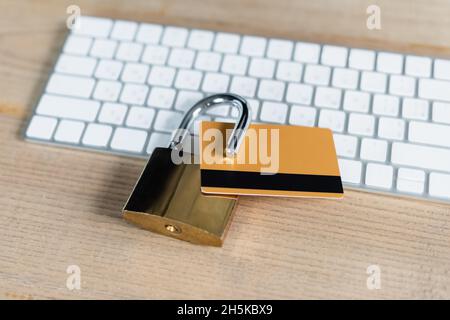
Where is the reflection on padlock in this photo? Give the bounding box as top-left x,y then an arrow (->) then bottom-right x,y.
123,94 -> 251,246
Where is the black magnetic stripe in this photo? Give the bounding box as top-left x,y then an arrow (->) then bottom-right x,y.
201,169 -> 344,194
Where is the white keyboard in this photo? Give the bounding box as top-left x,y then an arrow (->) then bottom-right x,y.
25,16 -> 450,203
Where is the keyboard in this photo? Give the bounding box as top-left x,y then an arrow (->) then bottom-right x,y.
25,16 -> 450,203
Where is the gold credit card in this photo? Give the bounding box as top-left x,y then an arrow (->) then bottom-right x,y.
199,121 -> 344,198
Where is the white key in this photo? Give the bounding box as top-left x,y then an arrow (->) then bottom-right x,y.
434,59 -> 450,80
231,99 -> 260,120
360,71 -> 387,93
397,168 -> 425,194
405,56 -> 431,77
111,128 -> 147,152
248,58 -> 275,78
26,116 -> 57,140
276,61 -> 303,82
54,120 -> 85,144
214,33 -> 240,53
126,106 -> 155,129
98,102 -> 127,125
93,80 -> 122,101
294,42 -> 320,63
147,132 -> 172,153
389,75 -> 416,97
147,87 -> 176,109
46,74 -> 95,98
321,45 -> 348,67
408,121 -> 450,148
206,105 -> 229,117
429,172 -> 450,199
304,65 -> 331,86
115,42 -> 143,61
168,48 -> 195,68
402,98 -> 429,120
419,78 -> 450,102
318,109 -> 345,132
267,39 -> 293,60
378,117 -> 405,140
136,23 -> 162,44
376,52 -> 403,74
221,55 -> 248,75
195,52 -> 221,71
289,105 -> 316,127
348,49 -> 375,70
240,36 -> 266,57
147,66 -> 175,87
120,83 -> 149,105
73,16 -> 112,37
161,27 -> 188,47
258,80 -> 285,101
391,142 -> 450,173
82,123 -> 112,147
141,45 -> 169,65
360,138 -> 387,162
95,59 -> 123,80
286,83 -> 313,105
372,94 -> 399,116
110,20 -> 137,40
332,68 -> 358,89
260,102 -> 288,123
121,63 -> 149,83
187,30 -> 214,50
365,163 -> 393,189
314,87 -> 341,109
175,91 -> 204,112
348,113 -> 375,136
202,73 -> 229,93
333,134 -> 357,158
36,94 -> 99,121
153,110 -> 183,132
230,76 -> 257,97
338,159 -> 362,184
343,90 -> 370,113
90,39 -> 117,59
175,69 -> 202,90
64,35 -> 92,55
433,102 -> 450,124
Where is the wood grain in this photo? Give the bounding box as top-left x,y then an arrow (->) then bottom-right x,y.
1,0 -> 450,299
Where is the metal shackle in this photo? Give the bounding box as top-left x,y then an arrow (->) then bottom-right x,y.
169,93 -> 252,156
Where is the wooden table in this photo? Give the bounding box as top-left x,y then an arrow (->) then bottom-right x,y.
1,0 -> 450,299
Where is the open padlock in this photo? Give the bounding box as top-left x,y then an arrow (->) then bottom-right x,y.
123,93 -> 251,246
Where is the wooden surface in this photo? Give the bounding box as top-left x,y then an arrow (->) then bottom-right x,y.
1,0 -> 450,299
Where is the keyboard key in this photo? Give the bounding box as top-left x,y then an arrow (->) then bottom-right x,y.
221,55 -> 248,75
333,134 -> 357,158
378,117 -> 405,140
343,90 -> 370,113
348,49 -> 375,70
429,172 -> 450,199
402,98 -> 429,120
391,142 -> 450,173
111,128 -> 147,152
230,76 -> 257,98
126,106 -> 155,129
147,87 -> 176,109
195,52 -> 222,71
240,36 -> 266,57
142,45 -> 169,65
294,42 -> 320,63
98,102 -> 128,125
267,39 -> 293,60
389,75 -> 416,97
248,58 -> 275,78
64,35 -> 92,55
121,63 -> 149,83
230,99 -> 260,120
93,80 -> 122,101
304,65 -> 330,86
332,68 -> 358,89
36,94 -> 100,121
95,59 -> 123,80
276,61 -> 303,82
46,74 -> 95,98
372,94 -> 399,116
365,163 -> 393,189
26,115 -> 57,140
433,102 -> 450,124
338,159 -> 362,184
168,48 -> 195,68
314,87 -> 342,109
120,83 -> 149,105
419,78 -> 450,102
286,83 -> 313,105
318,109 -> 345,132
73,16 -> 112,37
434,59 -> 450,80
90,39 -> 117,59
258,80 -> 285,101
289,105 -> 316,127
202,73 -> 229,93
214,33 -> 240,53
136,23 -> 162,44
260,102 -> 288,123
408,121 -> 450,148
175,91 -> 204,112
405,55 -> 432,77
153,110 -> 183,132
147,65 -> 176,87
110,20 -> 138,40
147,132 -> 172,153
162,26 -> 188,47
397,168 -> 425,194
360,138 -> 387,162
360,71 -> 387,93
321,45 -> 348,67
115,42 -> 143,61
175,70 -> 202,90
187,30 -> 214,50
348,113 -> 375,136
54,120 -> 85,144
376,52 -> 403,74
82,123 -> 112,147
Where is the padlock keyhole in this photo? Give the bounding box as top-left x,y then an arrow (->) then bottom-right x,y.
165,224 -> 181,234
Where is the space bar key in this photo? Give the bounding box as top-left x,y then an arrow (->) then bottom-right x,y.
391,142 -> 450,173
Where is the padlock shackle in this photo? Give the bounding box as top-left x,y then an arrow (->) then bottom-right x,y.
169,93 -> 251,156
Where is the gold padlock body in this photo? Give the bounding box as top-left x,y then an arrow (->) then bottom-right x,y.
123,147 -> 238,246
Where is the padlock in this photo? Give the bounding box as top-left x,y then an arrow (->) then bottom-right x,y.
122,93 -> 251,246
